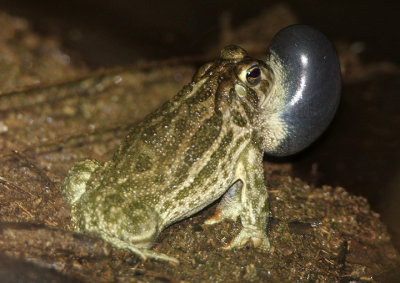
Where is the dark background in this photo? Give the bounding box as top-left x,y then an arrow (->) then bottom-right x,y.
0,0 -> 399,67
0,0 -> 399,248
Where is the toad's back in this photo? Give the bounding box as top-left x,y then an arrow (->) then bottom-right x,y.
87,49 -> 265,226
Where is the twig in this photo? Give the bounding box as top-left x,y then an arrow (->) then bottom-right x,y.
0,176 -> 34,197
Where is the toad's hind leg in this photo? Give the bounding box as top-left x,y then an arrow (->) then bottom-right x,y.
62,159 -> 101,205
103,236 -> 179,263
204,180 -> 243,225
74,195 -> 179,263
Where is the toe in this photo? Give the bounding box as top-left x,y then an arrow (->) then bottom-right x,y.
204,209 -> 223,225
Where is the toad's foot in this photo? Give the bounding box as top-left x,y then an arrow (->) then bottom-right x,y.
223,228 -> 270,251
204,209 -> 226,225
134,248 -> 179,264
204,181 -> 243,225
107,237 -> 179,264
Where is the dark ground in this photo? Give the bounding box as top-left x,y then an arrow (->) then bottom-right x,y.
0,0 -> 398,281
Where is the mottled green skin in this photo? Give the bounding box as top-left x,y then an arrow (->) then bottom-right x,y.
63,45 -> 275,262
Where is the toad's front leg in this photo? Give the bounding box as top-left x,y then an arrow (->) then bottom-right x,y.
205,144 -> 270,251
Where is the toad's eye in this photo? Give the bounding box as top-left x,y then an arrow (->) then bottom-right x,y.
246,66 -> 261,85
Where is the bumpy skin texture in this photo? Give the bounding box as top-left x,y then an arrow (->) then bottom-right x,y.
63,46 -> 274,262
63,26 -> 341,262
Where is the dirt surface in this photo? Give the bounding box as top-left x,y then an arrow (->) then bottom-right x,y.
0,3 -> 399,282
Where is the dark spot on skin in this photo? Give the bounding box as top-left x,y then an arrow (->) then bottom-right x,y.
176,185 -> 192,200
175,118 -> 187,132
162,199 -> 172,210
188,105 -> 207,119
258,79 -> 271,96
186,80 -> 216,105
214,131 -> 233,159
245,88 -> 259,107
174,114 -> 223,185
154,174 -> 165,184
141,125 -> 158,145
251,131 -> 264,149
140,194 -> 160,206
215,78 -> 236,107
231,110 -> 247,127
134,153 -> 152,172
